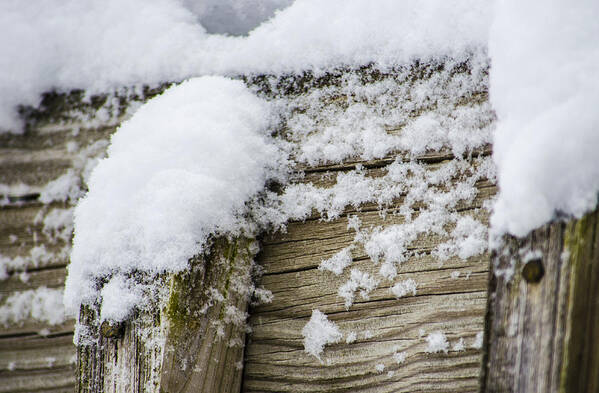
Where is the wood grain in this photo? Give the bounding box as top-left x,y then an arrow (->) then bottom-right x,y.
243,152 -> 495,392
483,208 -> 599,393
0,96 -> 124,393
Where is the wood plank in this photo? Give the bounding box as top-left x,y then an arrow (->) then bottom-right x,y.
260,199 -> 493,275
0,320 -> 75,337
256,256 -> 487,316
244,174 -> 493,392
0,267 -> 67,295
0,334 -> 75,371
245,291 -> 486,392
0,366 -> 75,393
482,208 -> 599,393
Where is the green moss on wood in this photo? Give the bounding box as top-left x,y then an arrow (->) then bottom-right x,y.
560,208 -> 599,393
164,237 -> 253,336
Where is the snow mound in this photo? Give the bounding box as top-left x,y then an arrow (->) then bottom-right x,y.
302,309 -> 343,361
1,0 -> 490,132
64,76 -> 285,319
489,0 -> 599,237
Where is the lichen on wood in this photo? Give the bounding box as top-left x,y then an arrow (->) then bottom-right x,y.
483,207 -> 599,393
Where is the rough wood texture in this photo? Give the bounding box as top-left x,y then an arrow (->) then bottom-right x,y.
159,238 -> 254,393
76,238 -> 255,393
0,90 -> 131,393
243,154 -> 495,392
3,62 -> 497,392
483,208 -> 599,393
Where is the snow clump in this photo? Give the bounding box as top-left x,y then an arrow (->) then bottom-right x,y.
489,0 -> 599,237
64,77 -> 287,320
302,309 -> 343,361
0,0 -> 490,132
425,331 -> 449,353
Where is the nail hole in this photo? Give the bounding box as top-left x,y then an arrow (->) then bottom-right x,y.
100,320 -> 125,338
522,258 -> 544,283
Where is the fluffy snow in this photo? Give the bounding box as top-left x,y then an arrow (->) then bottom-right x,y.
390,279 -> 418,298
319,247 -> 354,275
425,331 -> 449,353
0,0 -> 490,132
302,309 -> 342,361
345,331 -> 357,344
489,0 -> 599,237
0,287 -> 66,327
338,269 -> 379,309
393,351 -> 407,364
64,77 -> 285,319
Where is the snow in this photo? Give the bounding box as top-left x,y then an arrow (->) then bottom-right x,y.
425,331 -> 449,353
452,338 -> 465,351
64,77 -> 286,319
345,332 -> 357,344
0,1 -> 510,369
338,269 -> 379,309
0,287 -> 66,327
390,279 -> 418,298
0,0 -> 490,133
489,0 -> 599,237
319,247 -> 354,275
472,331 -> 484,349
393,351 -> 407,364
302,309 -> 342,361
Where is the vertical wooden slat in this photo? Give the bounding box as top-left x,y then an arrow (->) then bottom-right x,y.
77,238 -> 254,393
483,208 -> 599,393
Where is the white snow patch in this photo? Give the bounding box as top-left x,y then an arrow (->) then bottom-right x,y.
65,77 -> 285,319
319,247 -> 353,275
425,331 -> 449,353
375,364 -> 385,373
452,338 -> 465,351
302,309 -> 342,361
0,287 -> 66,326
489,0 -> 599,237
0,0 -> 490,132
338,269 -> 379,309
42,208 -> 74,243
99,275 -> 145,322
472,331 -> 484,349
393,351 -> 407,364
345,331 -> 357,344
390,279 -> 418,298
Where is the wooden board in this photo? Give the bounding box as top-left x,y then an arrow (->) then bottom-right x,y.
243,155 -> 495,392
0,93 -> 129,393
483,209 -> 599,393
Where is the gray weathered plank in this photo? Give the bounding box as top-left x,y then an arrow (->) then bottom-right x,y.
483,208 -> 599,393
243,157 -> 494,391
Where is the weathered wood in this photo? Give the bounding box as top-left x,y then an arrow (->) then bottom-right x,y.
0,92 -> 131,392
482,208 -> 599,393
2,60 -> 497,393
243,154 -> 495,392
159,238 -> 255,393
0,333 -> 76,393
77,238 -> 256,393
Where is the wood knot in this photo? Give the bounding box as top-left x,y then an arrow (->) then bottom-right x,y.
100,320 -> 125,338
522,258 -> 544,283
